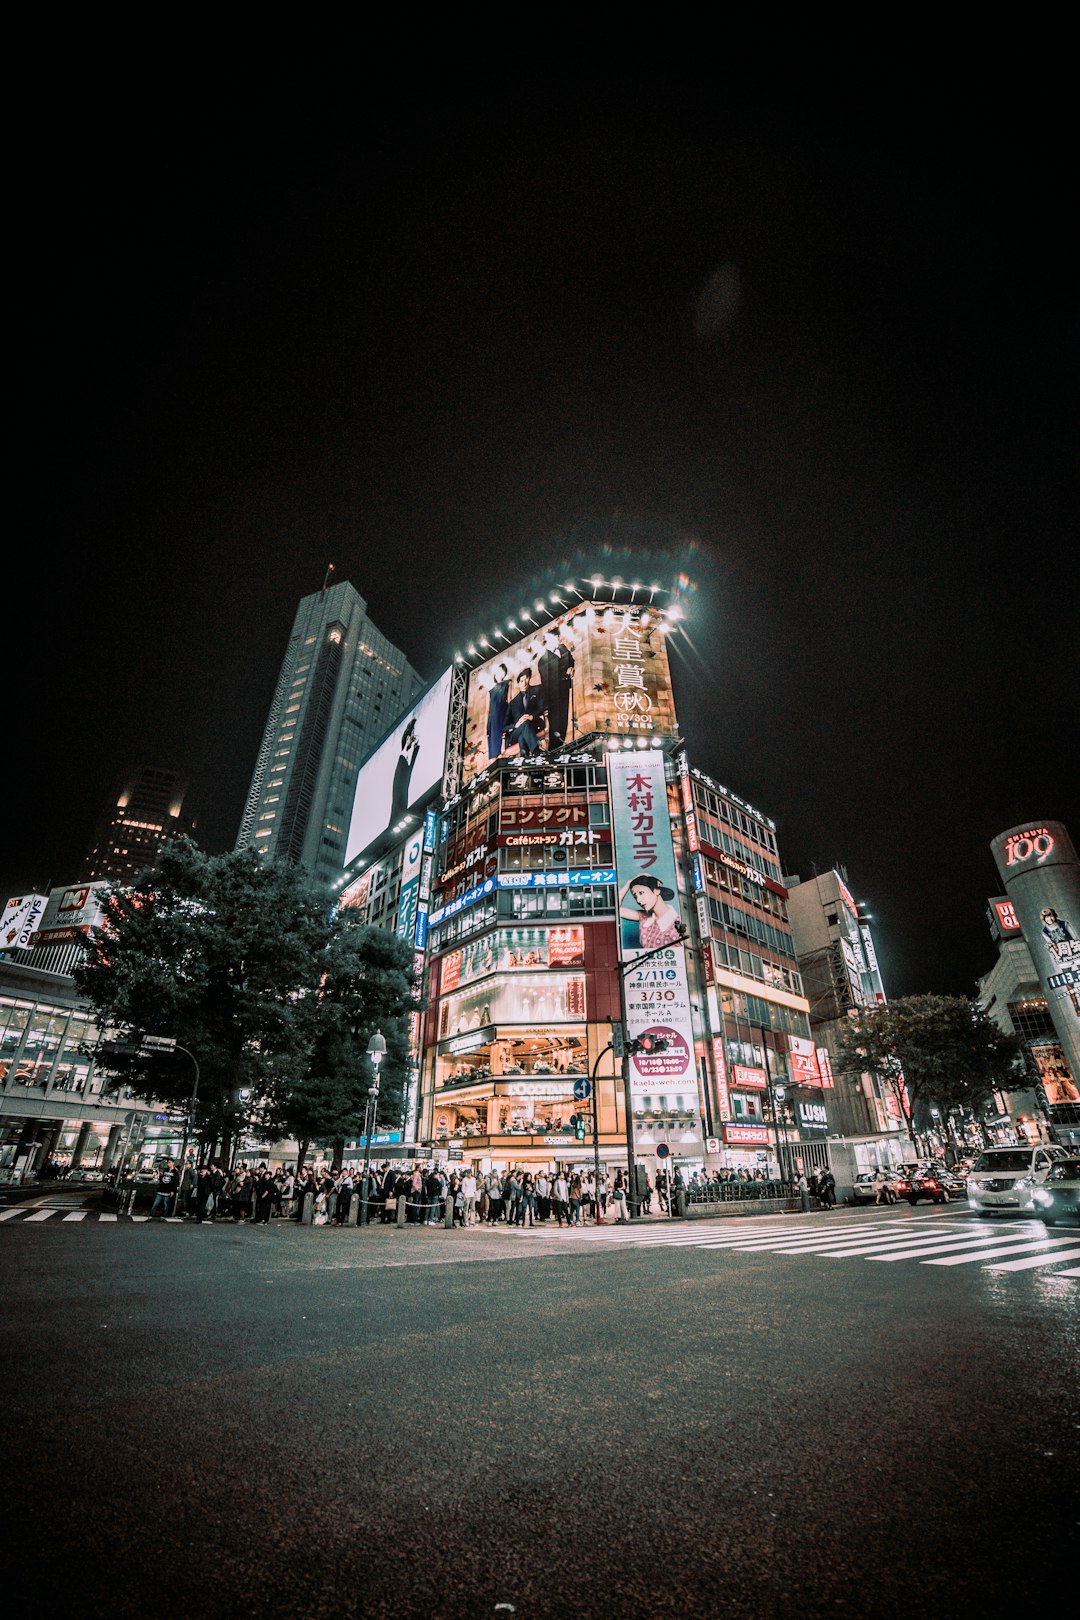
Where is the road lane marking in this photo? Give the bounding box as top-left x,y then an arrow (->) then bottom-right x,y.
924,1236 -> 1080,1265
24,1210 -> 55,1222
62,1211 -> 89,1222
99,1214 -> 117,1222
985,1246 -> 1080,1271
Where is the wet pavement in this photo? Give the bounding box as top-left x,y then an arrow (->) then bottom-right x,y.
2,1206 -> 1077,1619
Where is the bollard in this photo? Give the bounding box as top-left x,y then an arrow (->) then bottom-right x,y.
397,1194 -> 408,1227
349,1191 -> 361,1224
300,1189 -> 314,1225
445,1196 -> 455,1229
675,1188 -> 688,1219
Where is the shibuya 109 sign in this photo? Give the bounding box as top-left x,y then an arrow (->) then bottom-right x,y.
462,602 -> 677,785
608,750 -> 698,1103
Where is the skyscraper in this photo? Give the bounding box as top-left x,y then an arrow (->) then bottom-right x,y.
81,765 -> 194,884
236,579 -> 422,887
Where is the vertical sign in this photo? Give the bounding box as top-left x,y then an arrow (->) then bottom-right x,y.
395,833 -> 424,944
608,750 -> 697,1102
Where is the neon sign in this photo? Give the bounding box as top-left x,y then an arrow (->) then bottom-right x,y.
1004,828 -> 1055,867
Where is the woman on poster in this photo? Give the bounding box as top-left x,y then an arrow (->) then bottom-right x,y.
619,874 -> 683,950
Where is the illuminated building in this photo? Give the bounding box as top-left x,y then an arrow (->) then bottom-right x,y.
979,874 -> 1080,1149
80,765 -> 194,885
784,869 -> 903,1145
235,579 -> 422,886
336,583 -> 826,1182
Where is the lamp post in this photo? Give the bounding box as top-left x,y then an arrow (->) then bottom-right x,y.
589,1038 -> 614,1223
360,1031 -> 386,1226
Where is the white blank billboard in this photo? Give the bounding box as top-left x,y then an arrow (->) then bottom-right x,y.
344,669 -> 453,867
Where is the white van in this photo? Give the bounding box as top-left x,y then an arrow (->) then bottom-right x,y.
966,1144 -> 1071,1215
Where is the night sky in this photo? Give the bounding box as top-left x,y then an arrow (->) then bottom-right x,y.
9,67 -> 1077,999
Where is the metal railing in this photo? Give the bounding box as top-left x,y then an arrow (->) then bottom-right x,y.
683,1178 -> 797,1206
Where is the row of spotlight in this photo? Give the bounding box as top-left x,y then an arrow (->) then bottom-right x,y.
453,578 -> 683,667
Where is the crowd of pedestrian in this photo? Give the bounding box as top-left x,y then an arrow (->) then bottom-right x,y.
141,1159 -> 680,1226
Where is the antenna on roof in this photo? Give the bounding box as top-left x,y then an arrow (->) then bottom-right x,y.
322,563 -> 336,592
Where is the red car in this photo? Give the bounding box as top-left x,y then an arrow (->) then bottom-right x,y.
904,1169 -> 952,1206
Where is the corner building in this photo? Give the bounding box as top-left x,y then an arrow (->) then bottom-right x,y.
357,587 -> 825,1182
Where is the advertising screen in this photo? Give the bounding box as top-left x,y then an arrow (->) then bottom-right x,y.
440,926 -> 585,992
344,668 -> 453,867
462,602 -> 677,785
1029,1040 -> 1080,1106
438,972 -> 587,1039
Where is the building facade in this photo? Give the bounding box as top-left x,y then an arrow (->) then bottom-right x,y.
784,869 -> 903,1151
235,579 -> 422,887
329,586 -> 865,1186
81,765 -> 195,885
0,957 -> 180,1184
978,892 -> 1080,1149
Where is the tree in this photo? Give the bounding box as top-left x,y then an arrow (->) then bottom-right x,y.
276,914 -> 419,1171
835,995 -> 1023,1152
75,840 -> 332,1163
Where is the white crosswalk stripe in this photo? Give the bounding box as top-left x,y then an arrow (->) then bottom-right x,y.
0,1206 -> 1077,1277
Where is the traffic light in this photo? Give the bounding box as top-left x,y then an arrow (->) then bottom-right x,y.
627,1033 -> 670,1057
573,1113 -> 587,1141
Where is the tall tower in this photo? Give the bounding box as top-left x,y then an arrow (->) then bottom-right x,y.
81,765 -> 194,884
236,579 -> 422,887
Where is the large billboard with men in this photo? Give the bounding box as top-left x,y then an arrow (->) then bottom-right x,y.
462,602 -> 677,785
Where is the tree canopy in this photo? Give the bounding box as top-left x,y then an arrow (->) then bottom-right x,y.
75,839 -> 419,1163
835,994 -> 1023,1147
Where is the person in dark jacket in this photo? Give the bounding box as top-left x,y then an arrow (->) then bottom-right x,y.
195,1165 -> 215,1223
150,1160 -> 179,1219
253,1168 -> 279,1225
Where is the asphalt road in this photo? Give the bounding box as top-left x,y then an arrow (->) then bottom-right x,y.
2,1205 -> 1077,1620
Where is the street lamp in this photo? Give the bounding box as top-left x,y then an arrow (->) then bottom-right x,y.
360,1031 -> 386,1226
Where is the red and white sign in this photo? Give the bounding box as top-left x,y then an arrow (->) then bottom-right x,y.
722,1123 -> 770,1145
993,899 -> 1021,934
789,1035 -> 822,1087
815,1047 -> 835,1089
712,1037 -> 730,1119
34,883 -> 106,946
732,1065 -> 767,1090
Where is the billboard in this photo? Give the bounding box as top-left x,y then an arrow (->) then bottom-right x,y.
344,668 -> 454,867
608,749 -> 698,1103
462,602 -> 677,785
1029,1039 -> 1080,1106
1,893 -> 48,951
991,821 -> 1080,1084
437,972 -> 587,1040
440,926 -> 585,992
33,883 -> 107,946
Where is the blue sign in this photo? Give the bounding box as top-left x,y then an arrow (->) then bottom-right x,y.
424,808 -> 438,852
353,1130 -> 402,1147
428,877 -> 496,929
497,868 -> 617,891
573,1077 -> 592,1101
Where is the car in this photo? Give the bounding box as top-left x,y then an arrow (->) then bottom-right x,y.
965,1144 -> 1072,1216
1031,1157 -> 1080,1227
852,1170 -> 900,1205
905,1168 -> 952,1205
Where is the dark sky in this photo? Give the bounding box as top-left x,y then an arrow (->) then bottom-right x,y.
9,67 -> 1077,999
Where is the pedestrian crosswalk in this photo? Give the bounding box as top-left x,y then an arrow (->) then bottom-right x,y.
542,1211 -> 1080,1278
1,1203 -> 1078,1278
